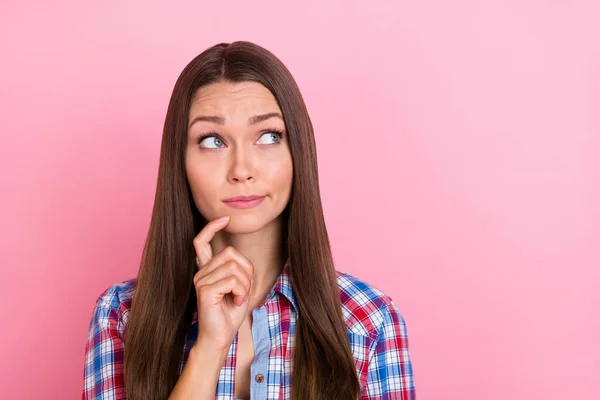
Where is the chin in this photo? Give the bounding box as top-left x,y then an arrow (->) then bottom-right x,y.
224,214 -> 270,234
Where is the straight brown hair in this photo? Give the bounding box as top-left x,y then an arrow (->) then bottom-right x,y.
123,41 -> 361,400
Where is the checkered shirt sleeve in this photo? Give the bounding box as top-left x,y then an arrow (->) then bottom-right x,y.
82,293 -> 127,400
362,301 -> 415,399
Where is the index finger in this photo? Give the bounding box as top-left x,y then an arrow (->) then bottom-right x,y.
193,216 -> 230,267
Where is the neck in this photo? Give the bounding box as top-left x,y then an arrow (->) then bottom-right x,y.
210,215 -> 286,309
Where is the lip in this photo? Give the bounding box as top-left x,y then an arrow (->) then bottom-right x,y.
222,195 -> 266,209
223,195 -> 265,202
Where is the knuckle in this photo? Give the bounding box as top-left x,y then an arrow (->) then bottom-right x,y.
194,242 -> 206,252
226,262 -> 237,273
224,246 -> 235,256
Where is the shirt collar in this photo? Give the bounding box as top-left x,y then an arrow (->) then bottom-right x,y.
191,259 -> 297,325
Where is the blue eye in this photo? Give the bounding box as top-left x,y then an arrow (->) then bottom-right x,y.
196,129 -> 284,150
198,135 -> 225,149
257,131 -> 282,145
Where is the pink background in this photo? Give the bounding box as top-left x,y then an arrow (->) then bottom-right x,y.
1,1 -> 598,399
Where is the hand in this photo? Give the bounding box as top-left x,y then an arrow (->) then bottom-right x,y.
192,216 -> 255,351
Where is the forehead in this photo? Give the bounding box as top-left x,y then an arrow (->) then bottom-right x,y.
189,81 -> 281,118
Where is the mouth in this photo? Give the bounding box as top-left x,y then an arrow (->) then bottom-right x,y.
222,195 -> 266,209
223,195 -> 265,202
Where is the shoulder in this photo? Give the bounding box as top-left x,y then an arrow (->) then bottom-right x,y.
89,278 -> 138,329
335,269 -> 407,340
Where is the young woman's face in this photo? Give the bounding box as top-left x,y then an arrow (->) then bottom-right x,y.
186,80 -> 293,234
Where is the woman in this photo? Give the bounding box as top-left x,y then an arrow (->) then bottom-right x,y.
82,41 -> 415,400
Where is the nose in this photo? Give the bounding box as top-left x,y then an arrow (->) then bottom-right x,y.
231,174 -> 253,182
227,146 -> 256,183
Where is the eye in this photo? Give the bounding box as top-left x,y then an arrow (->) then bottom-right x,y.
256,131 -> 283,145
196,130 -> 283,150
198,135 -> 225,149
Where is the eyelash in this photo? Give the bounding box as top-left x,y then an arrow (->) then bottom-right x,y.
196,128 -> 285,149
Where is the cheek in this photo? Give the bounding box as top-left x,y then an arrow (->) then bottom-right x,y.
187,165 -> 219,203
269,156 -> 293,194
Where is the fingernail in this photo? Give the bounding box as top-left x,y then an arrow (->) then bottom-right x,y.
216,216 -> 230,223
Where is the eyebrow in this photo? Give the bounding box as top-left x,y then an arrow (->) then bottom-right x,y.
188,112 -> 283,128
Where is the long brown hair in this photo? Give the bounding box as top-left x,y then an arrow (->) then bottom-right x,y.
123,41 -> 361,400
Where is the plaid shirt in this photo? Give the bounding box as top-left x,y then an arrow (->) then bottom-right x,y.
83,262 -> 415,399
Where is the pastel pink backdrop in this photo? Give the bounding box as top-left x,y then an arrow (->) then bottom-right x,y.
1,1 -> 598,399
